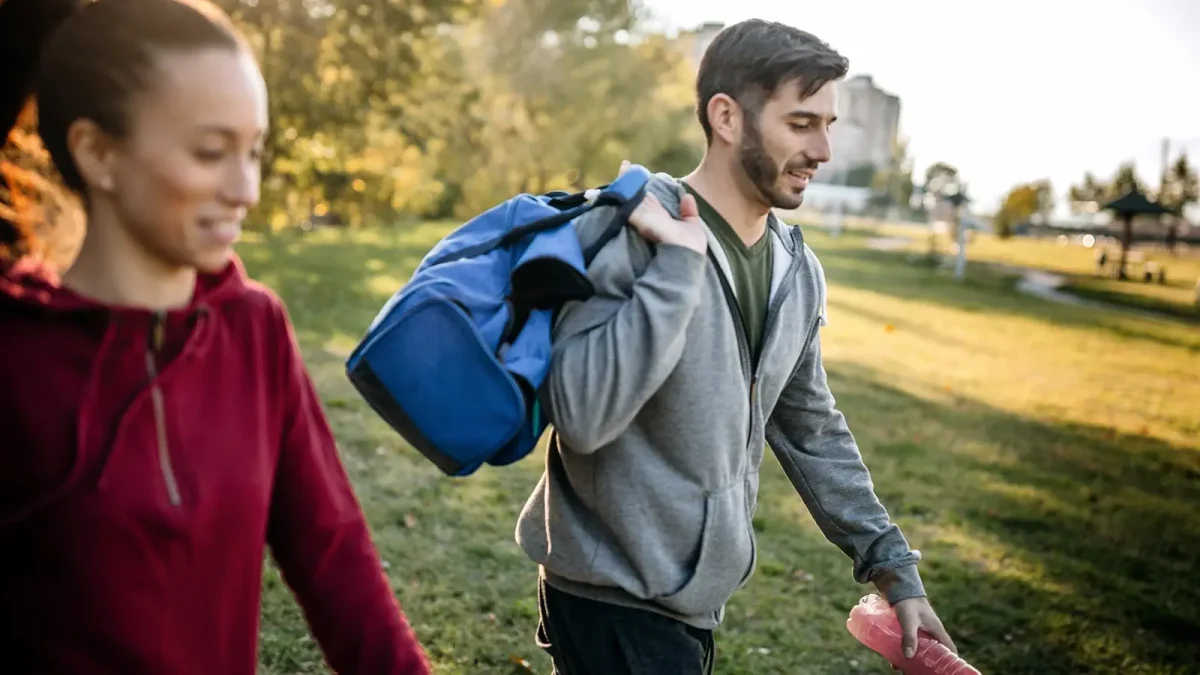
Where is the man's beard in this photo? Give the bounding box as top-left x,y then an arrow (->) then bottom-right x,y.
738,121 -> 815,211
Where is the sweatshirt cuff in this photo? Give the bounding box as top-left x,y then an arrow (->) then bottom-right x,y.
878,563 -> 926,605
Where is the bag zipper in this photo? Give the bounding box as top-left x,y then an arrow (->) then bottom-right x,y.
145,310 -> 182,507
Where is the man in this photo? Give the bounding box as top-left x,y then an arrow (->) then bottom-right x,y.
515,19 -> 957,674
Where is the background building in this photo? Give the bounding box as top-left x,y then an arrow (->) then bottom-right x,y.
674,21 -> 725,66
817,74 -> 902,186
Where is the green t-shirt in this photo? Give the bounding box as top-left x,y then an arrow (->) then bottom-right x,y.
682,182 -> 773,364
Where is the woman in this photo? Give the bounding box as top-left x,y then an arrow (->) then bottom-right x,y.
0,0 -> 430,673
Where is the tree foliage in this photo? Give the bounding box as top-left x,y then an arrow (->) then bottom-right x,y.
1067,171 -> 1107,214
992,179 -> 1053,238
206,0 -> 701,227
870,136 -> 914,209
922,162 -> 959,197
1108,162 -> 1145,200
1158,152 -> 1199,215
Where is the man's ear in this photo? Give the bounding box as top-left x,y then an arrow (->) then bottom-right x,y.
706,93 -> 743,146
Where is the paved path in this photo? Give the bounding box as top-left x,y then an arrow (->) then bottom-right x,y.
1013,269 -> 1088,305
864,236 -> 1167,319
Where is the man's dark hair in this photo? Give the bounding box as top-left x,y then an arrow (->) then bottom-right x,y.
696,19 -> 849,143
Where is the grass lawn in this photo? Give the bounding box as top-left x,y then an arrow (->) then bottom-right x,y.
852,219 -> 1200,320
240,222 -> 1200,675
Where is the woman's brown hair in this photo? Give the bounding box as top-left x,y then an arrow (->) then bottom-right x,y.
0,0 -> 242,270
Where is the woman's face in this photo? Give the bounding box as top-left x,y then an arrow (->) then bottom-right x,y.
98,45 -> 268,274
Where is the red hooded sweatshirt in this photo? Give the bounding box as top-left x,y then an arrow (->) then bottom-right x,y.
0,255 -> 430,674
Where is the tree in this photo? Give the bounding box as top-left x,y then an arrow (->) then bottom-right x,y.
923,162 -> 959,198
1068,171 -> 1108,214
870,136 -> 914,211
1108,162 -> 1145,200
1157,152 -> 1198,254
992,179 -> 1053,239
434,0 -> 699,217
214,0 -> 477,226
11,0 -> 706,231
845,163 -> 877,188
1165,153 -> 1200,207
1032,179 -> 1054,217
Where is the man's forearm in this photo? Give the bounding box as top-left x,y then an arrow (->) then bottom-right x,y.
765,334 -> 925,604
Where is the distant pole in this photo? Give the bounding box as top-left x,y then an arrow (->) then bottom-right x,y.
944,188 -> 969,280
918,184 -> 937,261
1161,137 -> 1170,192
954,217 -> 967,280
1161,137 -> 1175,253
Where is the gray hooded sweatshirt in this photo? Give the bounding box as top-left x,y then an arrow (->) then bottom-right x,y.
515,173 -> 924,631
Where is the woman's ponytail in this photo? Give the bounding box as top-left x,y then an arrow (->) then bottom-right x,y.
0,0 -> 85,266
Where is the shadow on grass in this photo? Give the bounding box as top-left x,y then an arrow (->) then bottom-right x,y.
1064,280 -> 1200,324
801,362 -> 1200,675
807,240 -> 1200,353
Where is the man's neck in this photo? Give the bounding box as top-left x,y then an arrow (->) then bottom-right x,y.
681,156 -> 772,247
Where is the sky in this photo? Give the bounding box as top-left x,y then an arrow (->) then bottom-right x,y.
639,0 -> 1200,214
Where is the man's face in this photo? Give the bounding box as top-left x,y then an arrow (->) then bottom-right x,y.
736,78 -> 837,210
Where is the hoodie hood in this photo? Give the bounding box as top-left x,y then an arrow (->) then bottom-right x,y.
0,253 -> 251,315
1,253 -> 254,371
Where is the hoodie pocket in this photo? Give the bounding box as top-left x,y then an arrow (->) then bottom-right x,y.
654,476 -> 755,617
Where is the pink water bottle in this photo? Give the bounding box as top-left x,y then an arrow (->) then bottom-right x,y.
845,594 -> 981,674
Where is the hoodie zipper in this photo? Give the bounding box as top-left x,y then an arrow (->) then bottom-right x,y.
145,310 -> 182,507
707,228 -> 806,597
706,227 -> 806,416
708,248 -> 753,392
